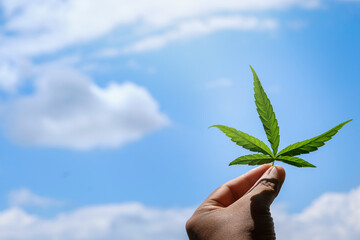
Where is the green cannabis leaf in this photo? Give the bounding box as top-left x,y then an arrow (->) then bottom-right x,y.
210,66 -> 352,168
251,66 -> 280,155
209,125 -> 273,156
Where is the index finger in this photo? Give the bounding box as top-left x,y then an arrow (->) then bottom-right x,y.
203,164 -> 272,208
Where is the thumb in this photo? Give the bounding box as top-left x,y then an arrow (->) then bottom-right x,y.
233,166 -> 286,240
243,165 -> 286,211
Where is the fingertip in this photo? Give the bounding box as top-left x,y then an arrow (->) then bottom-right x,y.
255,163 -> 272,172
273,165 -> 286,183
263,163 -> 272,168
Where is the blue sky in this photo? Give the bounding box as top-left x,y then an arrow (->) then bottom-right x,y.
0,0 -> 359,239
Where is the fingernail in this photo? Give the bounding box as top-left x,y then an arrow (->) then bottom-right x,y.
266,166 -> 279,179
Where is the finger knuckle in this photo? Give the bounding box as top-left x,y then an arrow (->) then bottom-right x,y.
258,179 -> 279,192
185,217 -> 196,232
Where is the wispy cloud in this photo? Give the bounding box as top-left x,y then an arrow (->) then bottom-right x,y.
8,189 -> 64,208
0,0 -> 321,93
0,0 -> 320,57
2,67 -> 170,150
0,58 -> 32,93
122,16 -> 277,54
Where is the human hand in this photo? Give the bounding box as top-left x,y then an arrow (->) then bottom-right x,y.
186,164 -> 286,240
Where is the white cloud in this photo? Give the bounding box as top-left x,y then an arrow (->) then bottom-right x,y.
273,186 -> 360,240
0,208 -> 37,228
0,0 -> 322,96
0,202 -> 193,240
0,58 -> 32,92
122,16 -> 277,53
2,67 -> 170,150
1,186 -> 360,239
8,189 -> 64,208
0,0 -> 320,57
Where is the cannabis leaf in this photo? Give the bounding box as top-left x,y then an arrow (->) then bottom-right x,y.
211,66 -> 352,168
251,66 -> 280,155
276,120 -> 352,157
229,154 -> 274,166
209,125 -> 273,156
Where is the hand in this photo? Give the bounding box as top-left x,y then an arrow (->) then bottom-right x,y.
186,164 -> 286,240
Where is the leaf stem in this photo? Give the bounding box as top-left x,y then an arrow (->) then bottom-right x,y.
272,161 -> 275,166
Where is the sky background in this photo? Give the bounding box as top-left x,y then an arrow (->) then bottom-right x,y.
0,0 -> 359,239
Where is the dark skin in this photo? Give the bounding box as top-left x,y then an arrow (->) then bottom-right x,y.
186,164 -> 286,240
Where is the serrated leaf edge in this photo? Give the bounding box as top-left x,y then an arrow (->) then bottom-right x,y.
275,156 -> 316,168
229,154 -> 274,166
210,125 -> 274,157
251,65 -> 280,155
277,119 -> 352,157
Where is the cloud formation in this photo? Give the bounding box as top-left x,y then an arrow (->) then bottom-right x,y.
0,0 -> 323,146
0,186 -> 360,239
0,202 -> 193,240
274,186 -> 360,239
0,0 -> 319,57
2,67 -> 170,149
8,189 -> 63,208
121,16 -> 277,54
0,57 -> 32,92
